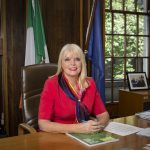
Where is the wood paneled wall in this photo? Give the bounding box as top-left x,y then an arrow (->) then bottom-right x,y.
2,0 -> 89,136
0,0 -> 2,116
42,0 -> 81,63
5,0 -> 26,136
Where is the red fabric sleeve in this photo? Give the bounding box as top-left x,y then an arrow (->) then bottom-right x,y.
38,79 -> 55,120
89,79 -> 106,116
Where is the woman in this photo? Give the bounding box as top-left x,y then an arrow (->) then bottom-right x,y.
38,43 -> 109,133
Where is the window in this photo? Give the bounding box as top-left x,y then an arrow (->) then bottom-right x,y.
105,0 -> 150,103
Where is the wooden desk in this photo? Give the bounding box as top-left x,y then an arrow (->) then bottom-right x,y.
119,89 -> 150,117
0,116 -> 149,150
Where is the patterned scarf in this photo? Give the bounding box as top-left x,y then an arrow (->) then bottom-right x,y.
58,73 -> 89,123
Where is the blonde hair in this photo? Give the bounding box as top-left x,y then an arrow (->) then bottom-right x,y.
56,44 -> 88,89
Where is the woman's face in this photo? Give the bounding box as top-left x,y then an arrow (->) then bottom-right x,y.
62,51 -> 82,79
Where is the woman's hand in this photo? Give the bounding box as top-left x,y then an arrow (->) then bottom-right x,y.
38,119 -> 105,133
78,120 -> 104,133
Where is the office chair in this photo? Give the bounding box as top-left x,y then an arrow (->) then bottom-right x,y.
18,63 -> 57,135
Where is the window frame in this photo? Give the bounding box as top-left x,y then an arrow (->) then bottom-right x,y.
104,0 -> 150,103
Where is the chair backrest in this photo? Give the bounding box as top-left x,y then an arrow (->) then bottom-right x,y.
21,63 -> 57,130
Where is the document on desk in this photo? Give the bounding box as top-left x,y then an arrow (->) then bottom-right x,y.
136,128 -> 150,137
143,145 -> 150,150
135,110 -> 150,120
104,122 -> 143,136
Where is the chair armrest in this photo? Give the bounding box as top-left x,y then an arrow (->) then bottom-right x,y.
18,123 -> 37,135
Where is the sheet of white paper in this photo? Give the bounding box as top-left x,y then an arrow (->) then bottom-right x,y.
143,146 -> 150,150
104,122 -> 143,136
135,110 -> 150,120
136,128 -> 150,137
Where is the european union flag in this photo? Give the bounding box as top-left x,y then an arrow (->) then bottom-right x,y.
87,0 -> 105,103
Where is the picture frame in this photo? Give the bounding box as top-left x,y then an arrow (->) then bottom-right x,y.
127,72 -> 149,91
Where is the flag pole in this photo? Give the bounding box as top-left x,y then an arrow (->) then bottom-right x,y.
84,0 -> 97,54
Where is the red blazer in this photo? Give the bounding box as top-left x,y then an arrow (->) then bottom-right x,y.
38,75 -> 106,124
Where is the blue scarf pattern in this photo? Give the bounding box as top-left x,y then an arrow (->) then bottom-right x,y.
58,73 -> 89,123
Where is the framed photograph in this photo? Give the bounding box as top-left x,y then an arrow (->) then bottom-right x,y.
127,72 -> 149,91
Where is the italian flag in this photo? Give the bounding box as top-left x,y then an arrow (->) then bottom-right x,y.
25,0 -> 49,66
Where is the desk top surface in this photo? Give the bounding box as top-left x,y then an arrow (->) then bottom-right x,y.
120,89 -> 150,96
0,116 -> 149,150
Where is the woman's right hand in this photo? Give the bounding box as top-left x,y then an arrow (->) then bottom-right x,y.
78,120 -> 103,133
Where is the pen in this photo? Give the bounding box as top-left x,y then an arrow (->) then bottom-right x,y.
99,125 -> 105,128
82,120 -> 105,128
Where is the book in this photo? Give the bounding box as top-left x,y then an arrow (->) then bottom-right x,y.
66,131 -> 119,147
119,148 -> 132,150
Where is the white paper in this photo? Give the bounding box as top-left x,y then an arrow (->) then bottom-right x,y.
136,128 -> 150,137
143,146 -> 150,150
135,110 -> 150,120
104,122 -> 143,136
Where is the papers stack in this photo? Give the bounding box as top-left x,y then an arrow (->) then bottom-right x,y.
136,128 -> 150,137
143,144 -> 150,150
135,110 -> 150,120
104,122 -> 143,136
